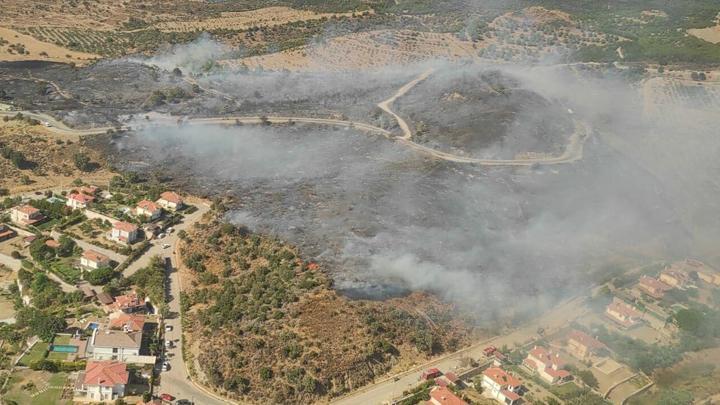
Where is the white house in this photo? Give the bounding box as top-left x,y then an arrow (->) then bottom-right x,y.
481,366 -> 523,405
81,249 -> 111,270
156,191 -> 183,211
66,192 -> 95,209
10,205 -> 45,226
523,346 -> 571,385
135,199 -> 162,220
109,221 -> 139,244
75,360 -> 128,401
89,328 -> 141,362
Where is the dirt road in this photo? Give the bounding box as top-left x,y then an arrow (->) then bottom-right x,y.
377,68 -> 434,140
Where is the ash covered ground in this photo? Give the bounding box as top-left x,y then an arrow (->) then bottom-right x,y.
5,46 -> 719,320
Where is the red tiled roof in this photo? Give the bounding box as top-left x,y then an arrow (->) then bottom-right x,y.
159,191 -> 182,204
68,193 -> 95,203
80,186 -> 98,195
606,298 -> 641,320
137,199 -> 160,212
82,249 -> 109,263
109,313 -> 145,332
113,221 -> 138,233
501,389 -> 521,401
429,386 -> 467,405
444,372 -> 459,382
567,330 -> 606,351
15,205 -> 39,215
45,239 -> 60,248
528,346 -> 566,369
111,292 -> 143,310
83,361 -> 129,387
483,367 -> 521,388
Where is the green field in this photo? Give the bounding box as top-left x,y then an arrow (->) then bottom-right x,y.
17,342 -> 49,367
3,370 -> 70,405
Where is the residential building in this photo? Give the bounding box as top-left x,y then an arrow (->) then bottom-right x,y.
566,330 -> 607,360
108,313 -> 145,333
605,298 -> 642,328
0,224 -> 15,241
109,221 -> 139,244
135,199 -> 162,220
428,386 -> 467,405
10,205 -> 45,226
698,269 -> 720,286
96,292 -> 114,306
75,360 -> 128,401
156,191 -> 183,211
107,291 -> 146,313
523,346 -> 571,385
66,192 -> 95,209
81,249 -> 111,270
89,328 -> 142,362
638,275 -> 672,299
481,366 -> 523,405
659,270 -> 689,289
80,185 -> 99,196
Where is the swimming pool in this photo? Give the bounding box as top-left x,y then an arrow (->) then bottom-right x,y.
87,322 -> 99,330
50,345 -> 78,353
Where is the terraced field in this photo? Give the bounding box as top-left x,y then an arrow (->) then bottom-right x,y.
19,27 -> 129,56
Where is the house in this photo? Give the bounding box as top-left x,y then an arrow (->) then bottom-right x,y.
108,313 -> 145,333
89,327 -> 142,362
659,269 -> 690,289
10,205 -> 45,226
0,224 -> 16,241
481,366 -> 523,405
75,360 -> 128,401
107,291 -> 146,313
156,191 -> 183,211
605,298 -> 642,328
79,284 -> 96,301
66,192 -> 95,209
638,276 -> 672,299
428,386 -> 467,405
109,221 -> 139,244
435,372 -> 460,388
698,269 -> 720,286
523,346 -> 571,385
135,199 -> 162,220
566,330 -> 607,360
81,250 -> 111,270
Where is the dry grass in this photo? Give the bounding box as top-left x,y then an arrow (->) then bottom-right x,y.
0,121 -> 113,194
0,27 -> 98,65
155,7 -> 363,32
231,29 -> 481,71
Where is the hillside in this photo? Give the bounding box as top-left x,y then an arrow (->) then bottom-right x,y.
177,214 -> 477,403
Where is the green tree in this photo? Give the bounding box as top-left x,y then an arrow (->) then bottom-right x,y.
73,152 -> 92,171
85,267 -> 114,285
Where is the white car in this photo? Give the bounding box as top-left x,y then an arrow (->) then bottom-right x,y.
162,243 -> 171,249
158,233 -> 167,239
165,340 -> 174,348
165,325 -> 173,332
161,362 -> 171,371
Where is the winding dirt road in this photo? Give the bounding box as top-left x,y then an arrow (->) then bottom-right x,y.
1,69 -> 590,167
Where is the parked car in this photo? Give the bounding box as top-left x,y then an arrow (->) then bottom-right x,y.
162,243 -> 171,249
161,393 -> 175,401
167,227 -> 174,233
158,233 -> 167,239
165,325 -> 173,332
165,340 -> 174,348
162,361 -> 171,371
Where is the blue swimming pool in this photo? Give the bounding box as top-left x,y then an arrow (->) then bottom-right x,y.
87,322 -> 99,330
51,345 -> 78,353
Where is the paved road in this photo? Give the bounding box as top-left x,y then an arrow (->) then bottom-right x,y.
332,296 -> 589,405
146,202 -> 231,404
122,203 -> 208,278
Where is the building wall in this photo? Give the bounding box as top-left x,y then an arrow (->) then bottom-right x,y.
92,346 -> 140,362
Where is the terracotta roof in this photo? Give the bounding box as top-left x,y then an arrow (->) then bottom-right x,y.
159,191 -> 182,204
606,298 -> 641,319
483,367 -> 521,388
80,186 -> 98,195
45,239 -> 60,248
113,221 -> 138,233
14,205 -> 39,215
109,313 -> 145,332
137,199 -> 160,212
82,249 -> 109,263
501,389 -> 521,401
528,346 -> 565,368
83,361 -> 129,387
68,193 -> 95,203
428,386 -> 467,405
567,330 -> 606,350
110,292 -> 144,310
639,276 -> 671,292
